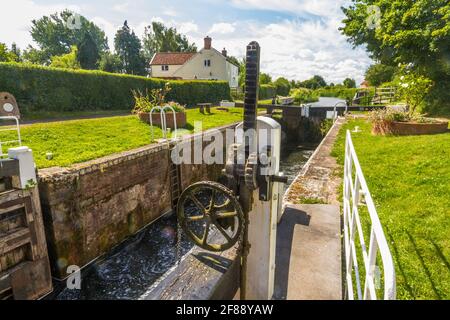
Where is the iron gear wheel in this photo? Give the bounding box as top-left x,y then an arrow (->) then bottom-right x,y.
244,152 -> 259,190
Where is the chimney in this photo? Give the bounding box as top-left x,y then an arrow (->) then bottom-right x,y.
222,48 -> 227,57
204,36 -> 212,50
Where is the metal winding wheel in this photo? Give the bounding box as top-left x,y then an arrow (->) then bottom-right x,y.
177,181 -> 244,252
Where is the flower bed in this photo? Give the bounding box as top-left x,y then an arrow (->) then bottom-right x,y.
372,120 -> 448,136
137,111 -> 186,129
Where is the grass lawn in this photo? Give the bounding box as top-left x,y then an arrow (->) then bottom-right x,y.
332,119 -> 450,300
21,110 -> 129,122
0,107 -> 247,169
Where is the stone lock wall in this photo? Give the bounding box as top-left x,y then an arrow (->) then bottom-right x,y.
38,124 -> 235,280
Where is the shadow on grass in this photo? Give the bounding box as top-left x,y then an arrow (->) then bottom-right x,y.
406,230 -> 443,299
384,225 -> 416,299
431,240 -> 450,273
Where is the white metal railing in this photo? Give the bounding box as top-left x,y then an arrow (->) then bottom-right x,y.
149,106 -> 178,142
343,130 -> 396,300
0,116 -> 22,157
333,102 -> 348,121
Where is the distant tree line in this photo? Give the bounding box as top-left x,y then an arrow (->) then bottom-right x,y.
0,10 -> 199,76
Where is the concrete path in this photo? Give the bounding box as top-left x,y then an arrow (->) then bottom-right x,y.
274,204 -> 342,300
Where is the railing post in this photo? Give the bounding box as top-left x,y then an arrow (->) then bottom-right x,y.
343,130 -> 396,300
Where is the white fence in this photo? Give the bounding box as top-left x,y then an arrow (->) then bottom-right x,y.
343,130 -> 396,300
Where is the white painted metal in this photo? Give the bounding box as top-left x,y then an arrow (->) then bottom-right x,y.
220,100 -> 235,108
8,146 -> 37,189
149,105 -> 178,142
0,116 -> 22,157
343,130 -> 396,300
235,116 -> 282,300
333,102 -> 348,120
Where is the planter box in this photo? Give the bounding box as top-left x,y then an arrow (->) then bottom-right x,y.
372,120 -> 449,136
138,111 -> 187,129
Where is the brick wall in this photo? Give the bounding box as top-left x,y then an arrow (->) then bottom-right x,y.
38,124 -> 235,279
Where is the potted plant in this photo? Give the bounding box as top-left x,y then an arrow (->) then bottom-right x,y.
370,68 -> 448,136
132,84 -> 187,129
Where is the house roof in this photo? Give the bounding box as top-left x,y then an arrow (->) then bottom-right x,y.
150,52 -> 196,65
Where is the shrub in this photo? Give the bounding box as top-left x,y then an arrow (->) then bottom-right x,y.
316,86 -> 358,101
273,77 -> 291,96
291,88 -> 319,104
259,84 -> 276,100
132,84 -> 185,113
0,62 -> 231,113
397,72 -> 433,115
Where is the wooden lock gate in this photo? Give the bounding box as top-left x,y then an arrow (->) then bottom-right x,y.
0,159 -> 52,300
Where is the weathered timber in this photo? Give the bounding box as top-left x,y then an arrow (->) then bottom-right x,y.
142,235 -> 239,300
0,184 -> 52,300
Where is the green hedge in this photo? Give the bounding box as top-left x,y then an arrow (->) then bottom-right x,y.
259,84 -> 276,100
316,87 -> 358,101
0,62 -> 231,113
291,88 -> 319,104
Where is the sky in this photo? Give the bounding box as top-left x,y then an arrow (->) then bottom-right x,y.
0,0 -> 373,84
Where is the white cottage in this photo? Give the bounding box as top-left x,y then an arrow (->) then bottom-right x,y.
149,36 -> 239,88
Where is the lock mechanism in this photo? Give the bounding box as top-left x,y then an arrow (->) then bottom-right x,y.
177,181 -> 244,252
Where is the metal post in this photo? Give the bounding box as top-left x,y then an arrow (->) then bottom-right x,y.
243,41 -> 260,160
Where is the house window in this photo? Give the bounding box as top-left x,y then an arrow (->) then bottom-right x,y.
161,65 -> 169,71
204,59 -> 211,67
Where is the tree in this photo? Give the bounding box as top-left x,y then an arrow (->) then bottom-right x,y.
29,10 -> 108,64
227,55 -> 240,67
365,64 -> 395,86
0,43 -> 19,62
260,73 -> 272,85
142,22 -> 197,61
237,58 -> 246,88
398,70 -> 433,115
22,46 -> 48,64
10,43 -> 22,62
341,0 -> 450,112
99,52 -> 122,73
49,46 -> 81,69
299,75 -> 327,89
114,21 -> 147,75
274,77 -> 291,96
343,78 -> 356,88
77,32 -> 100,69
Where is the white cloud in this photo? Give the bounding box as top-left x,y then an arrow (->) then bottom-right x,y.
1,0 -> 370,84
112,3 -> 130,12
0,0 -> 81,49
91,17 -> 120,49
162,8 -> 179,17
178,21 -> 199,34
208,22 -> 236,35
230,0 -> 347,18
190,17 -> 371,84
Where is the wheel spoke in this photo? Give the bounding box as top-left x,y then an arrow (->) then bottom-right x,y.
214,198 -> 231,209
202,221 -> 211,245
186,215 -> 205,221
213,221 -> 232,242
187,192 -> 206,214
208,189 -> 216,211
215,211 -> 238,219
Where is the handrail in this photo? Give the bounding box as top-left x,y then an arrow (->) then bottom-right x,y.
0,116 -> 22,157
343,130 -> 396,300
149,106 -> 178,142
333,102 -> 348,121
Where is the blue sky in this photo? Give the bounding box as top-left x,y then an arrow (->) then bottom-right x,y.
2,0 -> 373,83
